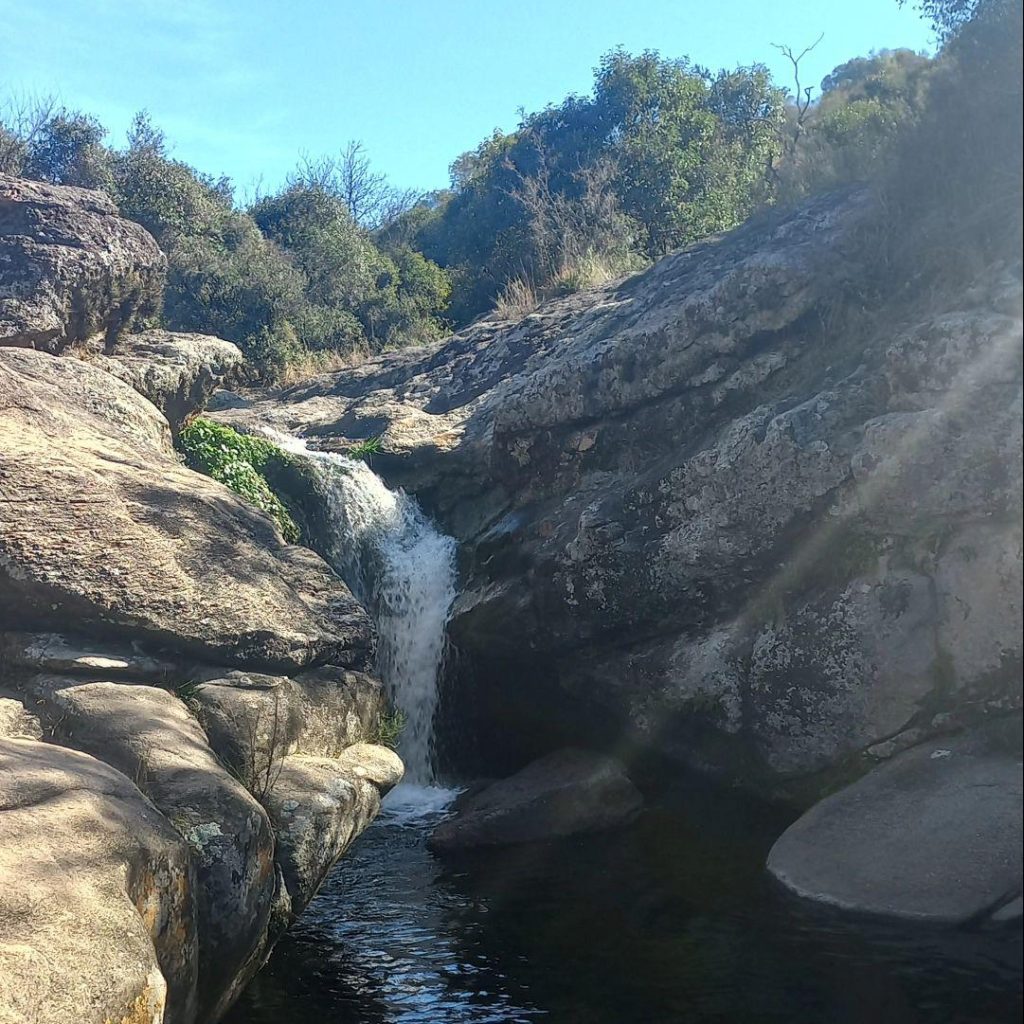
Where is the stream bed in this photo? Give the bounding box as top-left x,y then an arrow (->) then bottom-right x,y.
227,778 -> 1022,1024
231,442 -> 1021,1023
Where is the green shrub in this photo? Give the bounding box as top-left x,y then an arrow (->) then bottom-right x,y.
176,418 -> 300,542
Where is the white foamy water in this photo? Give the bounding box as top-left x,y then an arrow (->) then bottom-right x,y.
277,435 -> 457,790
380,782 -> 462,825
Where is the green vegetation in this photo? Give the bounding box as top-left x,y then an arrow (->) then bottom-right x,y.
0,109 -> 451,380
347,436 -> 385,460
388,50 -> 785,322
174,679 -> 205,716
2,0 -> 1018,378
176,418 -> 300,541
373,708 -> 408,750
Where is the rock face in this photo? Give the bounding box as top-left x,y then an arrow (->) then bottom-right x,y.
218,190 -> 1023,790
0,173 -> 165,353
429,748 -> 643,851
98,329 -> 244,429
0,735 -> 198,1024
0,177 -> 402,1024
767,717 -> 1023,924
0,347 -> 373,672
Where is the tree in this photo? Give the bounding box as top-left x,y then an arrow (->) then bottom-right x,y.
10,105 -> 112,189
113,111 -> 232,246
288,141 -> 414,228
409,48 -> 785,321
0,94 -> 56,175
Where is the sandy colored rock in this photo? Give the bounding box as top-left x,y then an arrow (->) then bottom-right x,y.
99,329 -> 243,429
17,676 -> 277,1022
0,695 -> 41,740
0,347 -> 373,673
193,666 -> 387,785
262,745 -> 403,915
0,736 -> 197,1024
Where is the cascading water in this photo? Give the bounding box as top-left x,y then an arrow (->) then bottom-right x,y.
276,436 -> 457,796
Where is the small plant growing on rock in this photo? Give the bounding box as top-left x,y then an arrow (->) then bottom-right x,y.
373,708 -> 407,750
176,418 -> 301,542
347,435 -> 384,460
174,678 -> 204,716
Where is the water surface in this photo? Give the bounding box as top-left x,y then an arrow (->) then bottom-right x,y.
228,780 -> 1022,1024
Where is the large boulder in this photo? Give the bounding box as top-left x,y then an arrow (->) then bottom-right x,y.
0,174 -> 165,353
0,347 -> 373,673
3,668 -> 402,1023
216,192 -> 1023,789
16,675 -> 278,1021
0,736 -> 198,1024
263,744 -> 403,916
767,717 -> 1023,924
429,748 -> 642,851
0,665 -> 402,1024
192,666 -> 387,780
0,174 -> 402,1024
98,329 -> 243,430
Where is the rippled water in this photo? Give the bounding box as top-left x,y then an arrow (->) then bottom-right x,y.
227,779 -> 1022,1024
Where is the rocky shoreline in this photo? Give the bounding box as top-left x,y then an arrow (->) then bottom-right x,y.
1,174 -> 403,1023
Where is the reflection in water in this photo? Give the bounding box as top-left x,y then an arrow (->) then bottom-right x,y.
228,780 -> 1022,1024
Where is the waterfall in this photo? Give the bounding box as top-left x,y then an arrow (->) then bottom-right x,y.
277,436 -> 457,788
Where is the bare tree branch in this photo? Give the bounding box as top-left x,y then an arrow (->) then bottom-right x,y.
772,33 -> 825,131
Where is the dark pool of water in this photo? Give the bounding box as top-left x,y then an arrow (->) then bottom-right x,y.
227,780 -> 1022,1024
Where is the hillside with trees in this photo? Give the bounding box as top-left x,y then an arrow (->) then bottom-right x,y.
1,0 -> 1019,380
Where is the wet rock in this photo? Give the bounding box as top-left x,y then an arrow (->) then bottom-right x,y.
0,173 -> 165,353
767,718 -> 1024,923
264,744 -> 404,915
429,748 -> 642,851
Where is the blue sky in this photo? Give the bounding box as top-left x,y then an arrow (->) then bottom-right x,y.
1,0 -> 935,200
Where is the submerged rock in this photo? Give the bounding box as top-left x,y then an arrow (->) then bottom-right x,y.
429,748 -> 642,851
767,718 -> 1023,924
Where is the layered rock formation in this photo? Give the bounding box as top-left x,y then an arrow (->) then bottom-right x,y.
217,189 -> 1023,793
0,177 -> 402,1023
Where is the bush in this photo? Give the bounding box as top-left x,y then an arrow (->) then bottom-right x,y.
176,418 -> 300,542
